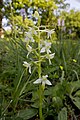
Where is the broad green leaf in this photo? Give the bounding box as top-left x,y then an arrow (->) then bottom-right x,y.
17,108 -> 38,120
58,107 -> 67,120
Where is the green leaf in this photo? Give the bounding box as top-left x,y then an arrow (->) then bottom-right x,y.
74,90 -> 80,97
58,107 -> 67,120
72,97 -> 80,109
70,81 -> 80,94
17,108 -> 38,120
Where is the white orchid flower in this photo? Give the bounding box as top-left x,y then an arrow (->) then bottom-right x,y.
33,75 -> 52,89
47,29 -> 55,38
28,27 -> 37,35
23,61 -> 31,74
25,32 -> 35,43
36,28 -> 54,38
40,41 -> 52,54
45,53 -> 55,64
26,45 -> 33,57
27,45 -> 32,52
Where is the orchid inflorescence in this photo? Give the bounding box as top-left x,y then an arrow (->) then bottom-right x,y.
23,25 -> 55,88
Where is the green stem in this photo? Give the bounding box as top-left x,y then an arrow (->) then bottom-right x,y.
38,27 -> 44,120
39,85 -> 43,120
38,63 -> 44,120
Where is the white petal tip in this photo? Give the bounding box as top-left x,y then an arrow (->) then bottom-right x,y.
46,80 -> 52,85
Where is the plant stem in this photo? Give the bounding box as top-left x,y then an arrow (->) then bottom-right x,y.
38,61 -> 43,120
38,27 -> 44,120
38,62 -> 44,120
39,85 -> 43,120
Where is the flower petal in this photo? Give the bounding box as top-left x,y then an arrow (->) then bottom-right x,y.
45,42 -> 51,47
23,61 -> 31,74
40,47 -> 45,53
27,45 -> 32,52
45,80 -> 52,85
43,75 -> 48,78
49,53 -> 55,59
29,66 -> 31,74
45,75 -> 48,78
27,52 -> 30,58
47,49 -> 51,54
33,78 -> 42,84
42,75 -> 48,80
23,61 -> 28,68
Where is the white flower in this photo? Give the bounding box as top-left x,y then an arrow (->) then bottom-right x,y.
23,61 -> 31,74
40,41 -> 52,54
27,45 -> 32,52
47,29 -> 55,38
25,32 -> 35,42
25,28 -> 36,43
33,75 -> 52,89
45,53 -> 55,64
36,29 -> 54,38
28,27 -> 37,35
26,45 -> 33,57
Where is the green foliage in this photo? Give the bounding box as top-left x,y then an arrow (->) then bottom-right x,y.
62,10 -> 80,39
2,0 -> 69,29
1,0 -> 80,120
16,108 -> 38,120
58,107 -> 67,120
1,34 -> 80,119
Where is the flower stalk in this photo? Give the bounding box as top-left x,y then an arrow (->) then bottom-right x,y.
38,27 -> 44,120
